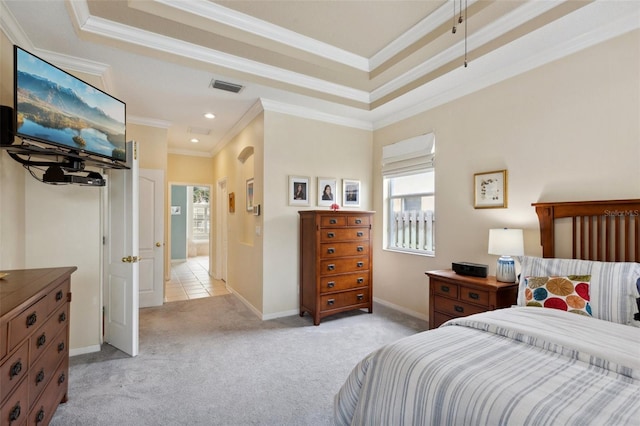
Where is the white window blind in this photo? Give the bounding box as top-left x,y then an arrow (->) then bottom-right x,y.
382,132 -> 435,177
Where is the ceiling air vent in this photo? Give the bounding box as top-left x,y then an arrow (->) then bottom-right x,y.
210,79 -> 243,93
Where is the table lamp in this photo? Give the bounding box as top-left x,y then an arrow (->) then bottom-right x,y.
488,228 -> 524,282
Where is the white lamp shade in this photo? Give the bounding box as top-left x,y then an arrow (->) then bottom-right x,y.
488,228 -> 524,256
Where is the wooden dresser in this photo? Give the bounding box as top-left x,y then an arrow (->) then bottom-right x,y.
1,267 -> 76,426
426,269 -> 518,329
299,210 -> 374,325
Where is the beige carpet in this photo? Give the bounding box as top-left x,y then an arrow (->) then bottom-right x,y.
51,294 -> 428,425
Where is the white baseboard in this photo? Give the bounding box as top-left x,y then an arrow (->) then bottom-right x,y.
373,297 -> 428,321
226,286 -> 262,319
70,344 -> 101,357
262,309 -> 299,321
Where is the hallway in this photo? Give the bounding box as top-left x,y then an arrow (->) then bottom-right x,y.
165,256 -> 230,302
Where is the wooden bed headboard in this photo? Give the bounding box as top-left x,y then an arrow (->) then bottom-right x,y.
532,199 -> 640,262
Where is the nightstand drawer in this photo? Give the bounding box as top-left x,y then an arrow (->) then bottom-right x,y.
434,296 -> 486,318
432,281 -> 459,299
320,242 -> 369,258
460,287 -> 489,306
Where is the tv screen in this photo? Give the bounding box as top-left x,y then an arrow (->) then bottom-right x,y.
14,46 -> 126,162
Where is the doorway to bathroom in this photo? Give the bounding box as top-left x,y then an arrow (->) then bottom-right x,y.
167,184 -> 228,302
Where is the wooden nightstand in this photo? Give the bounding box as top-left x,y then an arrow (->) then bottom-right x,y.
425,269 -> 518,329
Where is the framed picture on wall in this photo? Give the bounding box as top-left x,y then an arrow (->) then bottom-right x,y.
317,177 -> 337,207
246,178 -> 254,211
474,170 -> 507,208
342,179 -> 360,207
289,175 -> 310,206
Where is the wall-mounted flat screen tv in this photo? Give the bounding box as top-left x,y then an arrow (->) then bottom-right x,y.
14,45 -> 126,162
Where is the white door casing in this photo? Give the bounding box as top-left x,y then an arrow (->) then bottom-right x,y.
217,178 -> 228,282
103,140 -> 139,357
139,168 -> 165,308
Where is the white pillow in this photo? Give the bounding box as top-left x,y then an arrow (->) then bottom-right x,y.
518,256 -> 640,325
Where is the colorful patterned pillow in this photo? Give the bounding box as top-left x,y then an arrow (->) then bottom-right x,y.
524,275 -> 592,316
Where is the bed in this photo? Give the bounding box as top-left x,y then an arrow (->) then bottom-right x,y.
335,199 -> 640,425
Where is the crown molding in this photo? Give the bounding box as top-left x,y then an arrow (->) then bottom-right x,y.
67,1 -> 370,104
372,0 -> 640,130
167,148 -> 213,158
209,99 -> 265,157
0,0 -> 32,49
152,0 -> 369,71
260,98 -> 373,131
128,115 -> 172,129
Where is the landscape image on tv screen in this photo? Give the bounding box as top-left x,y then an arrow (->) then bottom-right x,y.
15,46 -> 126,161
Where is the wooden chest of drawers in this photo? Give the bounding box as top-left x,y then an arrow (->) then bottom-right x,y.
0,267 -> 76,426
426,269 -> 518,329
299,211 -> 374,325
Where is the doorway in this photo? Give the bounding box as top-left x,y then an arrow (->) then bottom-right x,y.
166,184 -> 228,302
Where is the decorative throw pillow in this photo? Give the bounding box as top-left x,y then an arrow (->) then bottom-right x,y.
524,275 -> 592,316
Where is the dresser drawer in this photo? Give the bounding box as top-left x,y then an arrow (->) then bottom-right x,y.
0,341 -> 28,403
460,287 -> 489,307
29,304 -> 68,366
320,257 -> 369,275
29,328 -> 67,408
433,311 -> 454,329
7,296 -> 48,353
348,215 -> 370,227
320,228 -> 369,242
320,272 -> 369,293
1,374 -> 28,426
28,357 -> 68,426
320,216 -> 347,227
320,242 -> 369,258
46,280 -> 70,317
320,288 -> 370,312
432,280 -> 459,299
433,295 -> 486,318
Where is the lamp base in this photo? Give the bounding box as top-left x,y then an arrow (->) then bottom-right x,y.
496,256 -> 516,282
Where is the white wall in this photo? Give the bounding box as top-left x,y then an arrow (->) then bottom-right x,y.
262,111 -> 373,317
372,30 -> 640,319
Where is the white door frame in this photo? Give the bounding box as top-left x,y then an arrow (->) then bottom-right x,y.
168,182 -> 213,273
216,177 -> 228,281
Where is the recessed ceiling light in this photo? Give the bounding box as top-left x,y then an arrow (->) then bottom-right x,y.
204,113 -> 215,119
190,138 -> 199,143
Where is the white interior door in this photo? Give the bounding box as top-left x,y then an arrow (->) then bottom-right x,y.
139,168 -> 165,308
104,141 -> 139,357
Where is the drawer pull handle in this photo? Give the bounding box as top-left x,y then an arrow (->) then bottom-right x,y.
10,361 -> 22,379
37,333 -> 46,348
440,285 -> 450,293
327,281 -> 335,288
26,312 -> 37,327
58,342 -> 65,353
327,264 -> 335,271
327,248 -> 335,254
454,305 -> 464,313
36,369 -> 45,385
469,292 -> 480,300
9,404 -> 21,422
355,219 -> 362,224
58,373 -> 66,385
357,262 -> 364,268
59,312 -> 67,323
56,290 -> 64,301
356,232 -> 364,237
357,246 -> 364,252
36,408 -> 45,423
357,277 -> 364,284
327,299 -> 335,306
329,219 -> 337,224
357,294 -> 364,301
327,232 -> 335,238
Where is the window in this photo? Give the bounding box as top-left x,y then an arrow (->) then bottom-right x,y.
382,134 -> 435,255
191,186 -> 210,241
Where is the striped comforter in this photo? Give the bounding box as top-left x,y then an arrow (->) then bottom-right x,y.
334,307 -> 640,425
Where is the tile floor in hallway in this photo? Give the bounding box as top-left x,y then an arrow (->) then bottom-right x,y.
165,256 -> 230,302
